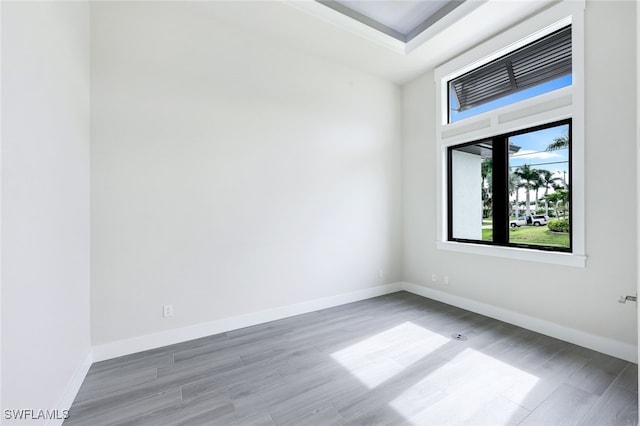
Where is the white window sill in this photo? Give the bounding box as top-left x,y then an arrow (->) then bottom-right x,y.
436,241 -> 586,268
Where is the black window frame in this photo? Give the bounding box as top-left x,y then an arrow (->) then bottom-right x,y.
447,119 -> 572,253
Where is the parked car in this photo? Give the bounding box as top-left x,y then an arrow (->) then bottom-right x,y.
510,216 -> 527,228
510,214 -> 548,227
528,214 -> 548,226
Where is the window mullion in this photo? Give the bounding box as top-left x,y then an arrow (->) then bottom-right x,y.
492,137 -> 509,244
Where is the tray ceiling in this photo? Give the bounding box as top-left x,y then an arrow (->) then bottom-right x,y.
320,0 -> 465,42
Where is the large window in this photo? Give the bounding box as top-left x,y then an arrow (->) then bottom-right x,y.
448,120 -> 571,252
434,1 -> 585,267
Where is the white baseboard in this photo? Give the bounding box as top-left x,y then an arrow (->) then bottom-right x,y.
402,281 -> 638,363
92,280 -> 637,363
92,282 -> 403,362
48,349 -> 93,426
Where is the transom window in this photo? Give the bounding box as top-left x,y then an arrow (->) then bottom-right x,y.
448,25 -> 572,122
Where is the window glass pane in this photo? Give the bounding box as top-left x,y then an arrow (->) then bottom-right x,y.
449,75 -> 572,123
450,141 -> 493,242
508,124 -> 570,249
448,25 -> 572,123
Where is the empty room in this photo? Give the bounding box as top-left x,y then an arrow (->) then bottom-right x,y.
1,0 -> 639,425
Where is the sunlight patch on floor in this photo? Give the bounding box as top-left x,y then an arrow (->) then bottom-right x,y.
330,322 -> 449,389
390,348 -> 539,425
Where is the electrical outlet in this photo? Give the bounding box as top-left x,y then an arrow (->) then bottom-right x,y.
431,274 -> 437,282
444,276 -> 450,285
163,304 -> 173,318
378,269 -> 384,280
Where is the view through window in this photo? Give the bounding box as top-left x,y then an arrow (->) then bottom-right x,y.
449,121 -> 571,251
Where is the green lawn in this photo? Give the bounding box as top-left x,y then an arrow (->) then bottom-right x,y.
482,225 -> 569,248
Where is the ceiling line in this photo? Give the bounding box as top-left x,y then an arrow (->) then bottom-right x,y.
316,0 -> 467,44
406,0 -> 466,41
317,0 -> 406,41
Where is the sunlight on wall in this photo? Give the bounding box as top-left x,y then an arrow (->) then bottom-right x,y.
330,322 -> 450,389
390,348 -> 539,424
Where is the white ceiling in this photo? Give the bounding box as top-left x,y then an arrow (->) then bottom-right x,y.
336,0 -> 452,35
330,0 -> 460,40
206,0 -> 556,84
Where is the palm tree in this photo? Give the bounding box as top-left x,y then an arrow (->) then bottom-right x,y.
546,133 -> 569,152
546,189 -> 569,218
558,189 -> 569,217
481,158 -> 493,218
532,175 -> 543,213
513,164 -> 539,218
509,172 -> 521,217
553,172 -> 568,189
538,170 -> 554,216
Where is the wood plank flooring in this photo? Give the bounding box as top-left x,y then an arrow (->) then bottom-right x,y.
66,292 -> 638,425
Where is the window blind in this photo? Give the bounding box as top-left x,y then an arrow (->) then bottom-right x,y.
450,26 -> 572,112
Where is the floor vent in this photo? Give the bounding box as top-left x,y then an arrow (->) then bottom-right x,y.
451,332 -> 467,341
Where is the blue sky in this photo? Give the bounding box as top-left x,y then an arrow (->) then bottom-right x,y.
449,74 -> 572,122
509,123 -> 569,183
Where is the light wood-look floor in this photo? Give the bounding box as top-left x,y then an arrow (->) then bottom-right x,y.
66,292 -> 638,425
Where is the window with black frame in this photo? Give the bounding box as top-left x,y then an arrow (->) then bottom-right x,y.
448,120 -> 571,252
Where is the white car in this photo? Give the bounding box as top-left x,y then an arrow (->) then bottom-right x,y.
510,214 -> 548,227
510,216 -> 527,228
529,215 -> 548,226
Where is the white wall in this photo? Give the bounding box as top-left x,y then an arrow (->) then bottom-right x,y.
403,0 -> 637,351
451,150 -> 482,240
637,0 -> 639,408
0,0 -> 4,418
90,2 -> 402,346
1,1 -> 91,421
638,0 -> 640,315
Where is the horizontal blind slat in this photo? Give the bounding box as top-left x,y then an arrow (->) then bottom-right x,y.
450,26 -> 572,111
